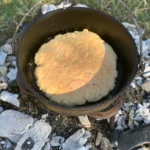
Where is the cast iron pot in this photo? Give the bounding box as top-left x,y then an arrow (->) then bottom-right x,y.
13,7 -> 139,116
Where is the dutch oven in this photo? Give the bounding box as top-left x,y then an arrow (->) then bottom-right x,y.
13,7 -> 139,116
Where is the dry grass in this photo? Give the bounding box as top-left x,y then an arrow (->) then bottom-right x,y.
0,0 -> 150,45
75,0 -> 150,31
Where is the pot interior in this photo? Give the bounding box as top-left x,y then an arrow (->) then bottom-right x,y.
16,8 -> 139,106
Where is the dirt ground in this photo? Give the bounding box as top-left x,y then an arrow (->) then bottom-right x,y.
0,78 -> 145,150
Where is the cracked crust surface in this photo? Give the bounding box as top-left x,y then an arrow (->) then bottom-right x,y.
34,29 -> 117,106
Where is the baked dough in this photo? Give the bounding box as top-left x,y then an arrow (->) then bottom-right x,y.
34,29 -> 117,106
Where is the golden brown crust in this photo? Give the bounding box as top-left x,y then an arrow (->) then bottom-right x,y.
34,29 -> 117,106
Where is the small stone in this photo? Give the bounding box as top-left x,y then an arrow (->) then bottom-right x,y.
15,120 -> 52,150
135,76 -> 143,80
130,82 -> 136,88
136,79 -> 143,86
0,91 -> 19,107
0,49 -> 7,66
41,4 -> 49,15
78,116 -> 91,128
1,43 -> 12,54
62,128 -> 90,150
134,114 -> 143,122
41,113 -> 49,119
143,72 -> 150,77
7,68 -> 17,81
137,104 -> 144,109
0,110 -> 34,143
5,141 -> 12,149
141,82 -> 150,92
122,22 -> 136,28
144,115 -> 150,124
5,62 -> 10,67
95,132 -> 103,146
100,137 -> 112,150
118,110 -> 123,115
47,4 -> 57,13
74,4 -> 88,7
134,120 -> 139,126
0,66 -> 7,76
0,83 -> 8,91
144,66 -> 150,72
142,107 -> 149,115
11,61 -> 16,68
7,38 -> 12,44
117,115 -> 125,126
128,109 -> 135,129
56,2 -> 72,9
50,136 -> 65,147
143,102 -> 150,108
84,131 -> 91,138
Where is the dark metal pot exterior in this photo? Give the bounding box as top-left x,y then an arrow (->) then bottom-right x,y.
14,7 -> 139,116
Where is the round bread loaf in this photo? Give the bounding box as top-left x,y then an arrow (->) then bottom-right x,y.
34,29 -> 117,106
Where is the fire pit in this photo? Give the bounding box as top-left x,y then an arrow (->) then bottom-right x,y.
13,7 -> 139,117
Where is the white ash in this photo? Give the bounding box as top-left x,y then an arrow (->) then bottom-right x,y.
78,116 -> 91,128
1,43 -> 13,54
50,136 -> 65,147
0,110 -> 34,143
7,68 -> 17,81
15,120 -> 52,150
0,49 -> 7,66
0,91 -> 20,107
62,128 -> 91,150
